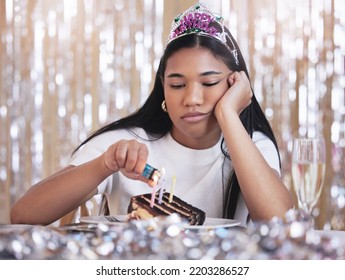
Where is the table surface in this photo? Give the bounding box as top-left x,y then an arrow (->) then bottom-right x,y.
1,216 -> 345,260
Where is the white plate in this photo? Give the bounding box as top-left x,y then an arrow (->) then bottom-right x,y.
80,215 -> 240,229
0,224 -> 35,233
80,215 -> 128,225
184,218 -> 241,230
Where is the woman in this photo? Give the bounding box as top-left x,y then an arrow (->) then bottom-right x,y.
10,2 -> 292,226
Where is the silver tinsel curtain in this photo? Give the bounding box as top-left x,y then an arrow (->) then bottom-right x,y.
1,0 -> 344,228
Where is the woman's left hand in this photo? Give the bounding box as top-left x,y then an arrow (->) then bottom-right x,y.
214,71 -> 253,119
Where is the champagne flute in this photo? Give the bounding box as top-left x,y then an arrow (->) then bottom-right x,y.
291,137 -> 326,227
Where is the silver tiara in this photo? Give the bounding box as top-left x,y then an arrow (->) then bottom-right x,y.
167,2 -> 239,65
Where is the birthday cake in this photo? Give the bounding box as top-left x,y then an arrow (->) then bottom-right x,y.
127,192 -> 205,225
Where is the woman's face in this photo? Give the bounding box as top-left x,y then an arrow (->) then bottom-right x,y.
163,47 -> 231,149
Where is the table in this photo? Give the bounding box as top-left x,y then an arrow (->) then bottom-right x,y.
1,213 -> 345,260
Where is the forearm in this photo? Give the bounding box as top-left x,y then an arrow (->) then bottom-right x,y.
10,154 -> 113,225
218,111 -> 293,220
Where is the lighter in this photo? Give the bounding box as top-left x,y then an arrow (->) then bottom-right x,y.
141,163 -> 162,186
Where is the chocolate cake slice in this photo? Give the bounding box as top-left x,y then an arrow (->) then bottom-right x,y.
127,192 -> 205,225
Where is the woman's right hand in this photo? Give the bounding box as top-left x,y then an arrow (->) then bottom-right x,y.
103,139 -> 152,185
214,71 -> 252,120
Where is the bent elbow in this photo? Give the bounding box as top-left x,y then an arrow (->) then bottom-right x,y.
10,202 -> 58,226
10,203 -> 36,225
10,206 -> 21,224
10,204 -> 26,224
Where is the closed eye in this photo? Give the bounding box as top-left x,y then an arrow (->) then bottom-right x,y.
170,84 -> 185,89
203,81 -> 220,87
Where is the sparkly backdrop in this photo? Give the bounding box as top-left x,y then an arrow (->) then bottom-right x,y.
0,0 -> 344,228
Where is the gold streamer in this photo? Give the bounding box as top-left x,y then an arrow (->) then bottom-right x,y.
0,0 -> 344,228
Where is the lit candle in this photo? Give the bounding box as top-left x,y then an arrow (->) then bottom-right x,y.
169,176 -> 176,203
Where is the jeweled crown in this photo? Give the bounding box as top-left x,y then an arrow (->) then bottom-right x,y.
167,2 -> 239,65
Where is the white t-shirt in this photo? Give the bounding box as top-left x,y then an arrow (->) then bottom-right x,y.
70,127 -> 280,226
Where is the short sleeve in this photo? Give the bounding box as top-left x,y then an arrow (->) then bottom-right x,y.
253,131 -> 281,176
